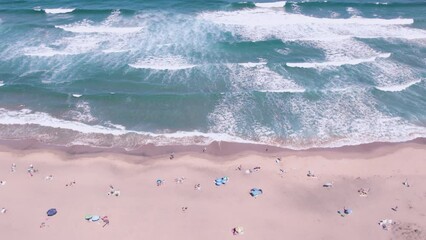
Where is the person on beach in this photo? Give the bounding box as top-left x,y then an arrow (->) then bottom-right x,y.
66,181 -> 76,187
403,179 -> 410,187
11,163 -> 16,172
102,216 -> 109,227
27,164 -> 35,176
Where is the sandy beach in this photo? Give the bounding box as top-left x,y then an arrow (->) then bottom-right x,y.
0,141 -> 425,240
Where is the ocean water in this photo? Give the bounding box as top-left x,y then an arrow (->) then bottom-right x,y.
0,0 -> 425,150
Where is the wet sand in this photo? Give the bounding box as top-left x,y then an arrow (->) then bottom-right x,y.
0,141 -> 425,240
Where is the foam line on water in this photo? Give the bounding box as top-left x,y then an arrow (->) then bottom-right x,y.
255,1 -> 286,8
228,63 -> 305,92
44,8 -> 75,14
23,36 -> 102,57
129,56 -> 197,70
286,53 -> 391,68
55,25 -> 143,34
199,9 -> 425,42
375,79 -> 422,92
238,62 -> 267,68
0,108 -> 255,145
200,9 -> 413,27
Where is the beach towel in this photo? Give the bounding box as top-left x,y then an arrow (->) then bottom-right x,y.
47,208 -> 57,216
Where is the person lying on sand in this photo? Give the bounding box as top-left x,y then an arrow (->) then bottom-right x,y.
402,179 -> 410,187
65,181 -> 76,187
27,164 -> 38,177
307,170 -> 316,178
358,188 -> 370,197
11,163 -> 16,173
175,177 -> 185,184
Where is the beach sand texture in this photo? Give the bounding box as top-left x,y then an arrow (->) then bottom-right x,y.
0,142 -> 425,240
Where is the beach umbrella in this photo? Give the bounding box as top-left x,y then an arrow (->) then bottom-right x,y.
47,208 -> 57,216
85,215 -> 93,220
233,226 -> 244,235
215,178 -> 223,186
215,176 -> 229,186
250,188 -> 263,197
91,215 -> 100,222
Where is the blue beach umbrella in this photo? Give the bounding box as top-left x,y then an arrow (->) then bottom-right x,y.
215,176 -> 229,186
250,188 -> 263,197
47,208 -> 57,216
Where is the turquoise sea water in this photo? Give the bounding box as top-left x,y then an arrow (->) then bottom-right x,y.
0,0 -> 425,149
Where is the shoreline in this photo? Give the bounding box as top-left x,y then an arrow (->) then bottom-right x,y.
0,137 -> 425,161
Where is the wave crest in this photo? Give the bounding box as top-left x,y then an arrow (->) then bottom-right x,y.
44,8 -> 75,14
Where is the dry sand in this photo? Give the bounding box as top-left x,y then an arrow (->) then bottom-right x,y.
0,141 -> 425,240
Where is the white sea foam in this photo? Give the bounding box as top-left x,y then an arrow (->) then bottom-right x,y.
346,7 -> 361,16
55,25 -> 143,34
102,49 -> 132,53
375,79 -> 422,92
228,63 -> 305,92
24,48 -> 75,57
72,94 -> 82,98
368,59 -> 421,92
0,108 -> 254,146
199,9 -> 425,42
24,36 -> 101,57
255,1 -> 286,8
237,62 -> 267,68
44,8 -> 75,14
286,53 -> 391,68
257,89 -> 305,93
63,101 -> 97,123
270,90 -> 426,149
200,9 -> 413,27
0,81 -> 4,87
129,56 -> 197,70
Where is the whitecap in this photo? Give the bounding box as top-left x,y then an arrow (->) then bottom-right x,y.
375,79 -> 422,92
0,81 -> 4,87
102,49 -> 131,54
72,94 -> 82,98
0,108 -> 254,146
286,53 -> 391,68
129,56 -> 197,70
198,9 -> 423,42
237,62 -> 267,68
255,1 -> 286,8
229,62 -> 304,92
44,8 -> 75,14
55,25 -> 143,34
257,89 -> 305,93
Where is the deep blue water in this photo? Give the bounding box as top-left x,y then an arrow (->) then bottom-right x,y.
0,0 -> 425,149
